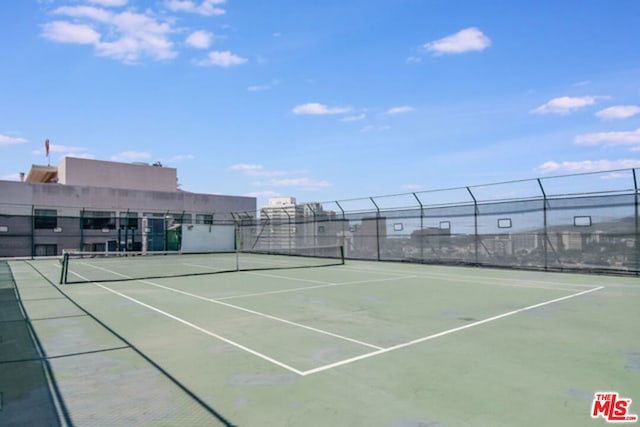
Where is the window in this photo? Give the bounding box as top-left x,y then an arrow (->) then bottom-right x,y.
82,211 -> 116,230
393,223 -> 403,231
574,216 -> 592,227
318,225 -> 326,233
34,244 -> 57,256
34,209 -> 57,229
439,221 -> 451,230
171,213 -> 192,225
497,218 -> 512,229
0,225 -> 8,233
120,212 -> 138,229
196,214 -> 213,225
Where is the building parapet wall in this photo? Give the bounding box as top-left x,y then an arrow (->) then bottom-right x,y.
58,157 -> 178,192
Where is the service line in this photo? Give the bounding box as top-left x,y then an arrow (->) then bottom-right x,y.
300,286 -> 604,376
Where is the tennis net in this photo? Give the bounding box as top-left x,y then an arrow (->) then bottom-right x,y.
59,245 -> 345,284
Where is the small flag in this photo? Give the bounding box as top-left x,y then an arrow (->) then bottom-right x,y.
45,139 -> 50,157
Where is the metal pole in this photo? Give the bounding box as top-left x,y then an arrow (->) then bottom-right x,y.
633,169 -> 639,275
537,179 -> 548,271
466,187 -> 478,265
370,197 -> 381,261
80,208 -> 85,252
281,207 -> 291,254
30,205 -> 35,258
413,193 -> 424,263
335,201 -> 346,257
310,205 -> 317,250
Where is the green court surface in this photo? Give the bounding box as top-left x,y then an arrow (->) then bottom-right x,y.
1,258 -> 638,426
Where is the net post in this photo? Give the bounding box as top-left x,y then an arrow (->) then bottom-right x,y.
59,252 -> 69,284
340,245 -> 345,265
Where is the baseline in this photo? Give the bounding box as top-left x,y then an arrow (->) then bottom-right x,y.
341,265 -> 596,292
300,286 -> 604,376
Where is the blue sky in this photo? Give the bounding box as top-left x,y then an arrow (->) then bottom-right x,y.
1,0 -> 640,207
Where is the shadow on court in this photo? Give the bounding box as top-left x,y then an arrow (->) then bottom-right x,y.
0,261 -> 70,426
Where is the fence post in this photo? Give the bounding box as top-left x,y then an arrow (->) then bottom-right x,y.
466,187 -> 478,265
335,201 -> 346,257
413,193 -> 424,263
30,205 -> 35,258
281,207 -> 291,255
80,208 -> 85,251
537,179 -> 549,271
634,169 -> 639,275
370,197 -> 381,261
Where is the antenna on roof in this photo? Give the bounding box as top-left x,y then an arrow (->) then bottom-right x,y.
45,139 -> 50,166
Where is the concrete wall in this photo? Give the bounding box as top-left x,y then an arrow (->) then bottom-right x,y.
58,157 -> 178,192
0,180 -> 255,215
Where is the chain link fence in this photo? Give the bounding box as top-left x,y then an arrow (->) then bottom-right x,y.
1,169 -> 638,275
235,169 -> 639,275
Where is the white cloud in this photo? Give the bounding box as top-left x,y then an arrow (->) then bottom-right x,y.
572,80 -> 591,87
169,154 -> 194,162
53,5 -> 113,22
42,21 -> 101,44
360,125 -> 391,133
229,164 -> 288,177
424,27 -> 491,55
231,164 -> 329,191
194,50 -> 247,67
531,96 -> 604,115
87,0 -> 129,6
247,80 -> 279,92
97,11 -> 176,62
384,106 -> 414,115
575,128 -> 640,147
596,105 -> 640,121
247,84 -> 270,92
33,144 -> 87,155
33,144 -> 95,160
166,0 -> 226,16
0,135 -> 27,145
43,7 -> 177,63
186,30 -> 213,49
341,113 -> 366,122
244,190 -> 282,199
406,56 -> 422,64
536,159 -> 640,174
111,151 -> 151,162
292,103 -> 353,116
259,177 -> 332,191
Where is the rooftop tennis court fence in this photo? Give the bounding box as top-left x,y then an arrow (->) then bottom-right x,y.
1,169 -> 639,275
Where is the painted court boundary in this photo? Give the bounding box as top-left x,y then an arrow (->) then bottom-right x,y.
68,264 -> 603,377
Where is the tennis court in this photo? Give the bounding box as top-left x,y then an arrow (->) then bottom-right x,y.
2,255 -> 639,426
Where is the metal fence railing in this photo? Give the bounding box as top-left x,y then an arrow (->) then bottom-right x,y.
235,169 -> 639,276
1,169 -> 638,275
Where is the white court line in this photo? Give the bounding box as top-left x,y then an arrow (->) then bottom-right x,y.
246,271 -> 334,285
79,262 -> 382,350
300,286 -> 604,376
181,263 -> 230,272
340,265 -> 594,292
94,282 -> 305,376
68,268 -> 304,374
217,274 -> 418,301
